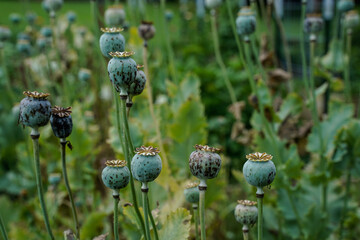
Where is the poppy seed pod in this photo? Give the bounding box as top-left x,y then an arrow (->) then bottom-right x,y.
128,65 -> 146,101
189,144 -> 222,180
78,68 -> 91,82
105,5 -> 126,27
338,0 -> 354,12
205,0 -> 222,9
19,91 -> 51,128
131,146 -> 162,183
16,40 -> 31,55
303,14 -> 324,34
36,37 -> 48,50
99,27 -> 125,59
45,0 -> 63,12
236,9 -> 256,38
344,11 -> 360,29
108,51 -> 137,98
67,11 -> 77,24
50,106 -> 73,139
0,26 -> 11,42
138,21 -> 156,41
102,160 -> 130,191
234,200 -> 258,226
26,12 -> 37,25
48,173 -> 61,186
243,152 -> 276,193
184,182 -> 200,204
9,13 -> 21,25
40,27 -> 53,38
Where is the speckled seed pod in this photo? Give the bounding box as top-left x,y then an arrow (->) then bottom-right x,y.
36,37 -> 49,50
243,152 -> 276,189
344,10 -> 360,29
45,0 -> 63,12
189,144 -> 222,180
16,40 -> 31,55
26,12 -> 37,25
205,0 -> 222,9
42,0 -> 50,13
107,51 -> 137,98
102,160 -> 130,191
236,9 -> 256,37
67,11 -> 77,24
165,11 -> 174,22
338,0 -> 354,12
40,27 -> 52,38
129,65 -> 146,98
50,106 -> 73,139
48,173 -> 61,186
99,27 -> 125,59
78,68 -> 91,82
234,200 -> 258,225
19,91 -> 51,128
138,21 -> 156,41
0,26 -> 11,42
303,14 -> 324,34
131,146 -> 162,183
105,5 -> 126,27
9,13 -> 21,25
184,182 -> 200,204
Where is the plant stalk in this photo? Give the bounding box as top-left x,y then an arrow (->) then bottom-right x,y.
300,0 -> 310,98
256,188 -> 264,240
242,225 -> 249,240
31,128 -> 55,240
60,139 -> 80,240
344,30 -> 352,102
0,214 -> 8,240
142,183 -> 151,240
193,204 -> 199,240
147,195 -> 159,240
199,180 -> 207,240
339,168 -> 351,240
113,191 -> 120,240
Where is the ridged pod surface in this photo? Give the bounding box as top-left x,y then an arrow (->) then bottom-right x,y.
189,144 -> 222,180
234,200 -> 258,225
243,152 -> 276,188
131,146 -> 162,183
99,28 -> 125,59
19,91 -> 51,128
184,182 -> 200,204
101,160 -> 130,191
50,106 -> 73,139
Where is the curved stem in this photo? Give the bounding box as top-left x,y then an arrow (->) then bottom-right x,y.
242,225 -> 249,240
30,128 -> 54,240
344,30 -> 352,102
0,214 -> 8,240
113,193 -> 120,240
210,10 -> 237,104
199,180 -> 207,240
61,139 -> 80,240
193,204 -> 199,240
142,183 -> 151,240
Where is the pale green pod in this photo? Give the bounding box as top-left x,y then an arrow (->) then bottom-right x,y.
131,146 -> 162,183
344,10 -> 360,29
99,28 -> 125,59
234,200 -> 258,226
184,182 -> 200,204
101,160 -> 130,191
19,91 -> 51,128
338,0 -> 354,12
105,5 -> 126,27
236,9 -> 256,37
303,14 -> 324,34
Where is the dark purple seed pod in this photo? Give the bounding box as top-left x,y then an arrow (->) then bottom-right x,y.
189,144 -> 222,180
101,160 -> 130,191
138,21 -> 156,41
19,91 -> 51,128
50,106 -> 73,139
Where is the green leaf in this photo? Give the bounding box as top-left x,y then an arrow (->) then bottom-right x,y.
159,208 -> 191,240
80,212 -> 107,239
277,93 -> 303,121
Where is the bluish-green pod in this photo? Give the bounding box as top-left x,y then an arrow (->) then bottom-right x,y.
99,28 -> 125,59
303,14 -> 324,34
17,32 -> 31,41
40,27 -> 53,38
236,10 -> 256,37
50,106 -> 73,139
0,26 -> 11,42
26,12 -> 37,25
105,5 -> 126,27
37,37 -> 50,50
131,146 -> 162,183
243,152 -> 276,188
344,10 -> 360,29
67,11 -> 77,24
16,40 -> 31,55
338,0 -> 354,12
48,173 -> 61,186
101,160 -> 130,191
205,0 -> 222,9
107,51 -> 137,98
45,0 -> 63,12
19,91 -> 51,128
78,68 -> 91,82
9,13 -> 21,25
129,65 -> 146,97
184,182 -> 200,204
234,200 -> 258,225
189,144 -> 222,180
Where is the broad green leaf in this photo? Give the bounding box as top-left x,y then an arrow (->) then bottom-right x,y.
80,212 -> 107,239
159,208 -> 191,240
277,93 -> 303,121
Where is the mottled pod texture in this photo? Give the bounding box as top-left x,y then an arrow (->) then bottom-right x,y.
129,70 -> 146,97
99,32 -> 125,59
50,115 -> 72,138
243,160 -> 276,188
102,166 -> 130,191
189,149 -> 222,180
184,187 -> 200,204
131,154 -> 162,183
303,15 -> 323,34
19,95 -> 51,128
236,14 -> 256,36
105,7 -> 126,27
234,201 -> 258,225
138,21 -> 155,41
338,0 -> 355,12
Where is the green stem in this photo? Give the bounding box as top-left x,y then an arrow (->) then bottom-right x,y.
256,188 -> 263,240
0,214 -> 8,240
286,189 -> 305,238
193,204 -> 199,240
249,36 -> 267,82
31,128 -> 55,240
199,180 -> 206,240
339,168 -> 351,240
210,10 -> 237,104
344,30 -> 352,102
142,183 -> 151,240
242,225 -> 249,240
113,192 -> 120,240
61,139 -> 80,240
0,47 -> 15,103
147,193 -> 159,240
300,1 -> 310,98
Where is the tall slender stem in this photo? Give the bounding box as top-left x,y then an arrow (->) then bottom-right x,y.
300,1 -> 310,98
0,214 -> 8,240
242,225 -> 249,240
0,47 -> 15,103
147,195 -> 159,240
344,30 -> 352,102
249,36 -> 267,82
142,183 -> 151,240
199,180 -> 207,240
31,128 -> 54,240
193,204 -> 199,240
256,188 -> 264,240
60,139 -> 80,240
210,10 -> 237,104
339,167 -> 351,240
113,192 -> 120,240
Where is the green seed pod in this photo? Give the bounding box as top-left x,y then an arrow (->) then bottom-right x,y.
50,106 -> 73,139
131,146 -> 162,183
205,0 -> 222,9
337,0 -> 354,12
99,27 -> 125,59
16,39 -> 31,55
127,65 -> 146,106
37,37 -> 49,50
344,10 -> 360,29
236,9 -> 256,38
45,0 -> 63,12
9,13 -> 21,25
101,160 -> 130,191
105,5 -> 126,27
26,12 -> 37,25
189,144 -> 222,180
0,26 -> 11,42
40,27 -> 53,38
108,51 -> 137,98
234,200 -> 258,226
19,91 -> 51,128
184,182 -> 200,204
67,11 -> 77,24
78,68 -> 91,82
303,14 -> 324,34
48,173 -> 61,186
138,21 -> 156,42
243,152 -> 276,191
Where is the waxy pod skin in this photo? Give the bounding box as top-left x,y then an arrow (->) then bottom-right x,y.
131,146 -> 162,183
101,160 -> 130,191
234,200 -> 258,226
19,91 -> 51,128
50,106 -> 73,139
189,144 -> 222,180
184,182 -> 200,204
99,27 -> 125,59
